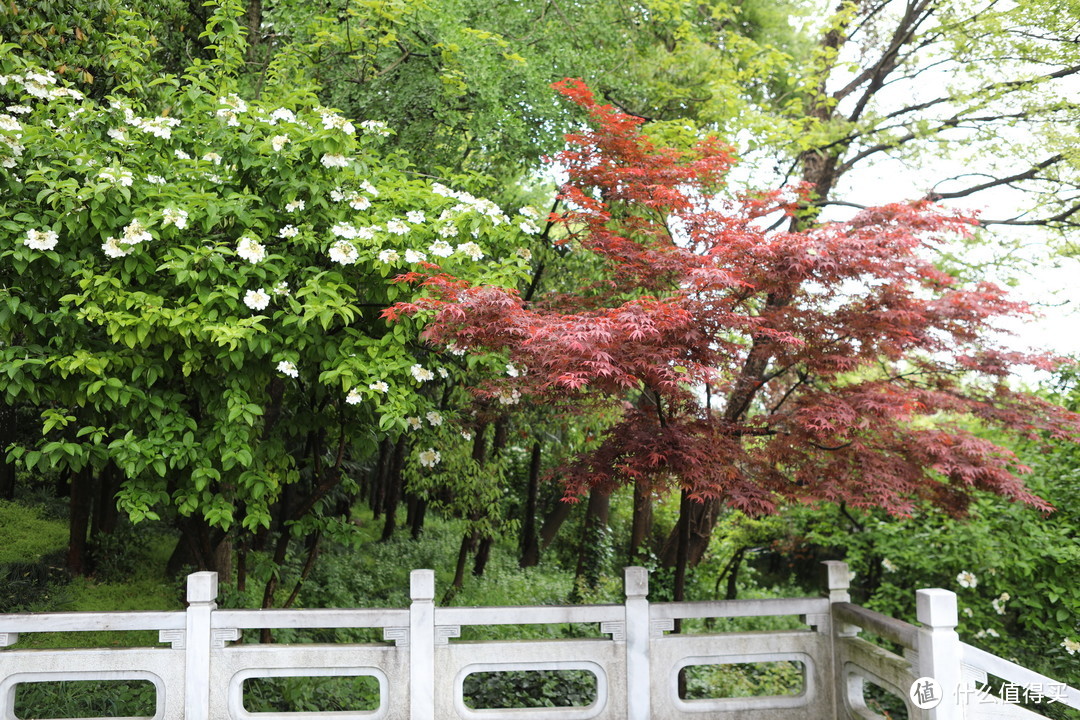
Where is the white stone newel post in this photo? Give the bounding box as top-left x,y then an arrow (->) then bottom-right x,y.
824,560 -> 851,604
185,571 -> 218,720
916,589 -> 964,720
823,560 -> 852,719
410,569 -> 436,720
624,566 -> 651,720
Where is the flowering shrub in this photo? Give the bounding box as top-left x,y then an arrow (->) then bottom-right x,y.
0,1 -> 533,540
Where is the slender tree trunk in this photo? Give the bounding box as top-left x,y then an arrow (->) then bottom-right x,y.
574,488 -> 610,588
519,442 -> 542,567
66,468 -> 92,575
0,403 -> 15,500
629,478 -> 653,562
370,438 -> 391,518
410,497 -> 427,539
539,499 -> 574,550
472,536 -> 493,576
380,436 -> 406,541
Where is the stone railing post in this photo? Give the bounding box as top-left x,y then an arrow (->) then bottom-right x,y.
185,571 -> 218,720
823,560 -> 851,720
624,566 -> 651,720
410,569 -> 436,720
916,588 -> 963,720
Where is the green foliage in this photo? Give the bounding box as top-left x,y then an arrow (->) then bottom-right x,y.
463,670 -> 596,709
14,679 -> 155,720
0,0 -> 536,554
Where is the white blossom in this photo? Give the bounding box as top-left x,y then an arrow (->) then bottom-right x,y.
285,199 -> 305,212
957,571 -> 977,589
121,219 -> 152,245
496,388 -> 521,405
0,114 -> 21,134
273,281 -> 290,296
107,128 -> 128,142
271,134 -> 290,152
438,223 -> 458,238
174,149 -> 191,160
236,236 -> 267,263
406,416 -> 422,431
346,389 -> 363,405
328,240 -> 359,265
354,226 -> 377,240
962,607 -> 974,618
461,430 -> 474,441
386,219 -> 409,235
349,194 -> 371,211
1063,638 -> 1080,656
881,558 -> 897,573
520,220 -> 541,235
431,182 -> 454,197
146,174 -> 166,185
429,241 -> 453,258
378,249 -> 400,264
456,242 -> 483,260
330,188 -> 346,202
130,116 -> 180,139
269,108 -> 296,124
244,288 -> 271,311
359,180 -> 379,196
404,249 -> 426,263
418,448 -> 441,468
278,225 -> 299,238
6,105 -> 31,115
101,236 -> 129,258
331,222 -> 359,239
407,210 -> 426,224
24,228 -> 58,251
410,364 -> 435,382
320,110 -> 355,135
219,94 -> 248,113
277,360 -> 298,378
437,367 -> 449,378
426,411 -> 443,426
369,381 -> 389,394
320,153 -> 349,168
519,205 -> 540,219
98,167 -> 134,186
360,120 -> 391,136
506,363 -> 520,378
516,247 -> 533,261
202,152 -> 222,165
162,208 -> 188,229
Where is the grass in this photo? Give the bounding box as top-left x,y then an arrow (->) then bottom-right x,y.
0,499 -> 67,565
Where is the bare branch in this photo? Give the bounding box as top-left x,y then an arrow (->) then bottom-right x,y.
925,155 -> 1065,201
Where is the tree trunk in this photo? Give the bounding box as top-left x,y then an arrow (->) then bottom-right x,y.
410,497 -> 427,539
0,403 -> 15,500
66,468 -> 92,575
629,478 -> 653,562
574,488 -> 610,589
519,442 -> 542,567
380,436 -> 406,541
539,498 -> 574,550
472,536 -> 493,576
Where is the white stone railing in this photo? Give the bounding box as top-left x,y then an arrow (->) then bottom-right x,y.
0,562 -> 1077,720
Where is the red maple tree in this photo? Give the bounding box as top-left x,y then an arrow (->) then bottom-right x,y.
389,79 -> 1080,567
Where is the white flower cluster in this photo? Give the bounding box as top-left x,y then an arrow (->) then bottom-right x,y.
6,105 -> 32,115
974,628 -> 1000,639
101,237 -> 128,258
378,249 -> 400,264
319,108 -> 355,135
429,240 -> 453,258
346,389 -> 363,405
271,135 -> 289,152
244,288 -> 271,311
410,364 -> 435,382
957,571 -> 977,589
496,388 -> 521,405
386,219 -> 409,235
349,193 -> 371,211
426,411 -> 443,426
321,153 -> 349,168
328,240 -> 359,265
881,558 -> 897,572
98,167 -> 134,187
369,381 -> 389,394
24,228 -> 58,251
360,120 -> 392,136
237,236 -> 267,264
991,592 -> 1010,615
457,242 -> 483,261
1063,638 -> 1080,655
285,199 -> 305,213
4,70 -> 84,101
127,113 -> 181,139
217,94 -> 247,127
278,225 -> 298,238
0,113 -> 24,167
162,208 -> 188,229
418,448 -> 441,468
268,108 -> 296,125
405,249 -> 426,263
121,219 -> 152,246
273,281 -> 290,296
277,360 -> 298,378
